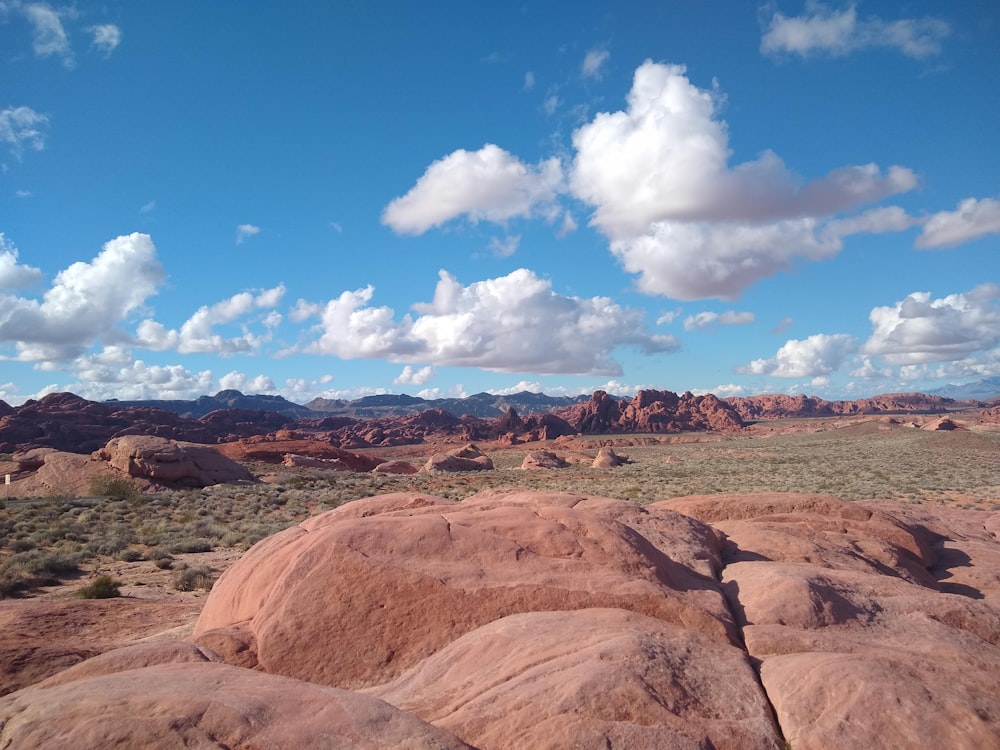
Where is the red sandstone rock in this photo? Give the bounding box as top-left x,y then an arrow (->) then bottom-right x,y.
281,453 -> 350,470
370,608 -> 783,750
591,445 -> 630,467
663,493 -> 1000,750
194,491 -> 736,690
372,459 -> 419,474
96,435 -> 253,487
420,443 -> 494,472
520,450 -> 570,469
0,662 -> 473,749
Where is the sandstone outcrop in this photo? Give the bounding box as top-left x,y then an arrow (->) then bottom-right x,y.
725,392 -> 965,420
661,493 -> 1000,750
520,450 -> 570,469
554,389 -> 746,434
371,459 -> 419,474
0,661 -> 473,749
419,443 -> 494,472
96,435 -> 253,487
591,445 -> 629,467
3,490 -> 999,749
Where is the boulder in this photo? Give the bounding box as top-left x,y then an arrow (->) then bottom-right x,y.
420,443 -> 494,473
281,453 -> 350,470
591,446 -> 629,468
372,459 -> 419,474
96,435 -> 253,487
520,450 -> 570,469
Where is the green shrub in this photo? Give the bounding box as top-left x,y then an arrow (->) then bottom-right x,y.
173,565 -> 214,591
77,575 -> 122,599
117,547 -> 144,562
154,557 -> 174,570
170,538 -> 213,554
89,473 -> 140,502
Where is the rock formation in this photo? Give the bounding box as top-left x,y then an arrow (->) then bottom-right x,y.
520,450 -> 570,469
97,435 -> 253,486
2,490 -> 999,749
554,389 -> 746,434
419,444 -> 494,473
591,446 -> 629,467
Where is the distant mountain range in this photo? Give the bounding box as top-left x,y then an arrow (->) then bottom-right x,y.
107,389 -> 592,420
926,377 -> 1000,402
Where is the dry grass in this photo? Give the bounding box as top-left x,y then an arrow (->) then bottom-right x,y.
1,421 -> 997,597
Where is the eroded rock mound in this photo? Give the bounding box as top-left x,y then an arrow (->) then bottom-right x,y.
371,460 -> 419,474
662,493 -> 1000,750
0,661 -> 472,750
520,450 -> 570,469
96,435 -> 253,487
591,446 -> 630,468
420,443 -> 494,473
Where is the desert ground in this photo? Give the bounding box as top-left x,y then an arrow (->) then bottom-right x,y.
1,413 -> 998,748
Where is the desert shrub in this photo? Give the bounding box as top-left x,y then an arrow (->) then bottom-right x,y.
170,538 -> 213,554
9,538 -> 35,553
89,473 -> 140,502
117,547 -> 144,562
173,565 -> 214,591
154,557 -> 174,570
77,575 -> 122,599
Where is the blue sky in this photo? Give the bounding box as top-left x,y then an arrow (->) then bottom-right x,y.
1,1 -> 998,406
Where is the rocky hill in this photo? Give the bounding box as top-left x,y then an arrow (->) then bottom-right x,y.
0,388 -> 987,455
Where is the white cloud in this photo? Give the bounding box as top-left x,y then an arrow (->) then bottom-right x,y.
0,235 -> 43,289
0,233 -> 164,362
67,347 -> 215,401
761,3 -> 950,59
393,365 -> 435,386
683,310 -> 755,331
88,23 -> 121,55
823,205 -> 921,238
488,234 -> 520,257
297,268 -> 676,376
741,333 -> 858,378
24,2 -> 73,67
569,61 -> 915,300
218,370 -> 277,393
236,224 -> 262,244
557,210 -> 577,237
915,198 -> 1000,249
543,95 -> 560,116
582,49 -> 610,78
571,61 -> 915,236
140,199 -> 156,214
711,383 -> 747,396
850,356 -> 891,380
487,380 -> 545,395
382,144 -> 564,235
0,106 -> 49,156
862,284 -> 1000,365
611,217 -> 841,301
136,285 -> 286,355
523,71 -> 536,90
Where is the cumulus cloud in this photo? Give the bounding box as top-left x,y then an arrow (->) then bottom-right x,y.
683,310 -> 755,331
610,218 -> 842,300
567,61 -> 916,300
862,284 -> 1000,365
582,49 -> 610,78
741,333 -> 858,378
915,198 -> 1000,249
381,144 -> 563,235
218,370 -> 277,393
0,235 -> 43,289
136,285 -> 286,355
0,232 -> 164,362
236,224 -> 261,244
88,23 -> 121,55
393,365 -> 435,386
297,268 -> 676,376
761,3 -> 950,59
0,106 -> 49,157
571,61 -> 915,235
